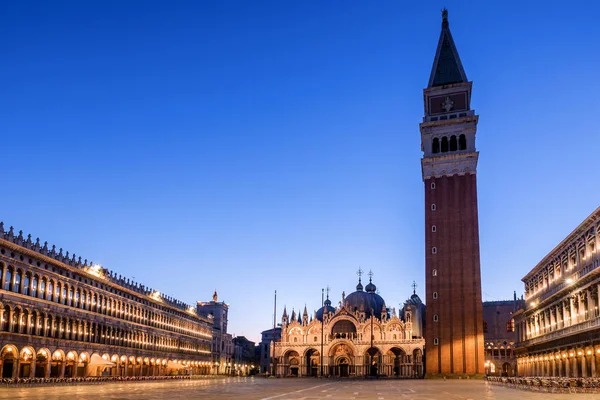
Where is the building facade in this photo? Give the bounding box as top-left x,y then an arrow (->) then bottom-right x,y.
232,336 -> 255,375
196,292 -> 234,375
514,207 -> 600,378
0,224 -> 214,379
420,10 -> 484,376
273,274 -> 425,378
483,293 -> 524,376
259,327 -> 281,374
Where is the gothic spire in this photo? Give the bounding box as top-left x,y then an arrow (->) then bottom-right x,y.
428,9 -> 468,88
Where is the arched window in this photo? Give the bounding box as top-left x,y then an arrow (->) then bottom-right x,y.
432,269 -> 437,276
48,281 -> 54,301
459,134 -> 466,150
431,225 -> 436,232
450,135 -> 457,151
441,137 -> 448,152
23,273 -> 30,295
4,268 -> 13,291
14,270 -> 22,293
432,138 -> 440,154
39,279 -> 46,299
332,320 -> 357,336
32,275 -> 38,297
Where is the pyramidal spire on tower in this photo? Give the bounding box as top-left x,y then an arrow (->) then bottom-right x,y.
428,9 -> 468,88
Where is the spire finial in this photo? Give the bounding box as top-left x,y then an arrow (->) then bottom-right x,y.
326,285 -> 330,300
442,8 -> 448,26
368,269 -> 373,283
412,281 -> 417,295
357,267 -> 363,283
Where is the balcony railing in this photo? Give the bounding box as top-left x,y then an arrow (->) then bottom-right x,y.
520,316 -> 600,347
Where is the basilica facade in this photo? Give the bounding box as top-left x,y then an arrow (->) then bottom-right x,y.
273,274 -> 425,378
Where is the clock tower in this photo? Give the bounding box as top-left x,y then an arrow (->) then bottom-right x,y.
420,10 -> 484,376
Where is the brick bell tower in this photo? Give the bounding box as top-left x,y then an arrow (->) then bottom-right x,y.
420,10 -> 484,376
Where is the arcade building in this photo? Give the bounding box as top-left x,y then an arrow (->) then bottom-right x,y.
0,223 -> 214,379
273,272 -> 425,378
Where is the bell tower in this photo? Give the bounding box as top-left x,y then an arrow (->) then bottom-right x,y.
420,10 -> 484,376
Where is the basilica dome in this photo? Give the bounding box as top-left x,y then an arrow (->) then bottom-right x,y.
315,297 -> 336,322
344,278 -> 386,319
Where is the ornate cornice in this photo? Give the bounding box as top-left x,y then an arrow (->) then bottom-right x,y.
421,151 -> 478,180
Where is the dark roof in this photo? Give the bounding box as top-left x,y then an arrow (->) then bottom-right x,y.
428,10 -> 468,88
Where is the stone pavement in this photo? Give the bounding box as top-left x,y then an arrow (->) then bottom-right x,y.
0,377 -> 598,399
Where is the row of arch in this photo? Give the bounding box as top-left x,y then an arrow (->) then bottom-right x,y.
277,345 -> 423,378
0,302 -> 210,356
432,134 -> 467,154
518,346 -> 600,378
0,262 -> 211,340
0,344 -> 211,379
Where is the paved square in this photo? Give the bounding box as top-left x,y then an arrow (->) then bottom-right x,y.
0,377 -> 598,400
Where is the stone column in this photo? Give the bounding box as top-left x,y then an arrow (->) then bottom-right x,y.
8,309 -> 14,333
30,360 -> 36,378
569,297 -> 576,325
581,352 -> 587,377
12,359 -> 19,378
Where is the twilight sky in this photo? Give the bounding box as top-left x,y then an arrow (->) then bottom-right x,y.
2,1 -> 599,343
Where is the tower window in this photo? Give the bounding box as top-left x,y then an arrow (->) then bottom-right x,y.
433,314 -> 439,322
432,247 -> 437,254
433,338 -> 439,345
432,269 -> 437,276
459,134 -> 466,150
432,138 -> 440,154
450,135 -> 457,151
431,225 -> 436,232
431,204 -> 436,211
441,137 -> 448,152
433,292 -> 438,299
431,182 -> 436,189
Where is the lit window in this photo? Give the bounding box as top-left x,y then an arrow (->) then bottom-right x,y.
432,269 -> 437,276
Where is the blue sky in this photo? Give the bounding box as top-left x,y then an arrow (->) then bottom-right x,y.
2,1 -> 599,342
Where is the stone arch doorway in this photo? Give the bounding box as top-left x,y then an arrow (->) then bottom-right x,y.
50,350 -> 65,378
502,362 -> 513,377
365,347 -> 382,377
337,357 -> 350,377
1,345 -> 17,378
387,347 -> 407,377
329,343 -> 355,377
19,347 -> 35,378
305,349 -> 320,377
283,350 -> 299,377
35,349 -> 49,378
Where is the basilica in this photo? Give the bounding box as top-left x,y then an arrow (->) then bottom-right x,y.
273,272 -> 425,378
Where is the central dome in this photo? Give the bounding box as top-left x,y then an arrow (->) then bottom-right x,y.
344,278 -> 386,319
